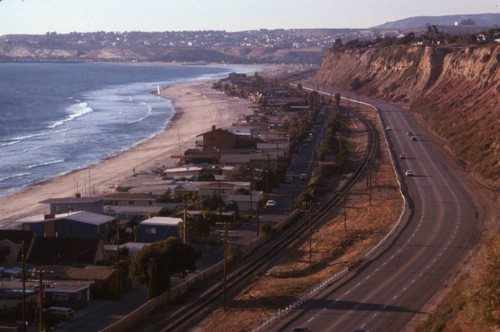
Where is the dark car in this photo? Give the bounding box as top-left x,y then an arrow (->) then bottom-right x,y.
292,328 -> 312,332
43,306 -> 74,320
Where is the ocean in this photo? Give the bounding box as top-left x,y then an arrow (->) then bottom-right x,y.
0,63 -> 255,198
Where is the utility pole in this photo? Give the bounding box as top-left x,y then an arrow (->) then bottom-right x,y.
38,271 -> 43,331
344,193 -> 348,230
116,215 -> 120,300
266,151 -> 270,195
256,204 -> 260,238
21,242 -> 26,332
309,200 -> 312,267
219,180 -> 228,311
248,168 -> 253,219
369,164 -> 372,206
183,197 -> 187,244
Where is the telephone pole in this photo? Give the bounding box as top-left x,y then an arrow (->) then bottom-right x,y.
309,201 -> 312,267
369,164 -> 372,206
219,180 -> 228,311
22,242 -> 26,332
344,193 -> 348,230
116,215 -> 120,300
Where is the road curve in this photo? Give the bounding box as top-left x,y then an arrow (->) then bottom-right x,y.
274,93 -> 478,332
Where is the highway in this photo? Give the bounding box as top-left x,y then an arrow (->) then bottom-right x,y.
274,92 -> 478,331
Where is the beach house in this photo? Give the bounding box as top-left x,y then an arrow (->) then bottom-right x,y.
18,211 -> 115,239
137,217 -> 182,243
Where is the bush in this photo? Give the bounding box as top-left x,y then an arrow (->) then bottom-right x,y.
227,245 -> 242,260
259,223 -> 276,237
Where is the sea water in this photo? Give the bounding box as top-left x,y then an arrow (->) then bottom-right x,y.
0,63 -> 255,197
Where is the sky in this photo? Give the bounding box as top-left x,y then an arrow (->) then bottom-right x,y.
0,0 -> 499,35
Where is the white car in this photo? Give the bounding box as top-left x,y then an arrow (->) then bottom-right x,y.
405,170 -> 414,177
265,200 -> 277,208
299,173 -> 307,180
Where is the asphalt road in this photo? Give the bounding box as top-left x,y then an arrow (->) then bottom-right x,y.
274,92 -> 478,332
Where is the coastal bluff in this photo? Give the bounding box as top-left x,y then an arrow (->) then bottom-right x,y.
313,44 -> 500,185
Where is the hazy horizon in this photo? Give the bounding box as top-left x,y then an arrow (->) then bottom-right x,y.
0,0 -> 498,35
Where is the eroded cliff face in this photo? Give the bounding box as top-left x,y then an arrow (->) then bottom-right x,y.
313,45 -> 500,184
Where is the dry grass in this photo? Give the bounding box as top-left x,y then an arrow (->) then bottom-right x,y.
194,103 -> 402,332
416,233 -> 500,332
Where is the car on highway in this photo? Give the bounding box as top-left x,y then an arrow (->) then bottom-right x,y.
411,136 -> 417,141
407,131 -> 413,136
385,126 -> 391,131
265,200 -> 277,208
405,170 -> 414,176
399,154 -> 406,159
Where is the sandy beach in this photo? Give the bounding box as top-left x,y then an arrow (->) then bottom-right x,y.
0,80 -> 253,227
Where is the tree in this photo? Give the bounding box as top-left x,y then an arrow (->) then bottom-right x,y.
197,169 -> 215,181
459,18 -> 475,26
177,214 -> 210,243
191,192 -> 223,211
129,237 -> 200,299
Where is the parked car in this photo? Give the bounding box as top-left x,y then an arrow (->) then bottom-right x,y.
405,170 -> 414,177
292,328 -> 312,332
386,126 -> 391,131
407,131 -> 413,136
399,154 -> 406,159
265,200 -> 277,208
299,173 -> 307,180
43,307 -> 75,320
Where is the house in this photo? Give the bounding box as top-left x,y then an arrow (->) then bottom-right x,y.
101,192 -> 157,207
0,281 -> 37,309
44,282 -> 91,309
40,195 -> 104,214
19,211 -> 115,239
163,166 -> 203,179
197,125 -> 265,149
137,217 -> 182,243
27,237 -> 107,265
0,230 -> 36,263
60,265 -> 116,298
198,125 -> 238,149
101,192 -> 161,221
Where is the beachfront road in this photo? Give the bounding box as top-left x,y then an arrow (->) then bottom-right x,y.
273,91 -> 478,331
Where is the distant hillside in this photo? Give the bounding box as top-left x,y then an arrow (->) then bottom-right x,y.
374,13 -> 500,29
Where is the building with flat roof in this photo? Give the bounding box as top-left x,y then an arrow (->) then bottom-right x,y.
19,211 -> 115,239
137,217 -> 182,243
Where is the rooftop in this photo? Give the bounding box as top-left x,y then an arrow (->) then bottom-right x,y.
19,211 -> 114,226
140,217 -> 183,226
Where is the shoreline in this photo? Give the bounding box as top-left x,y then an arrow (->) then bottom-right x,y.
0,80 -> 254,227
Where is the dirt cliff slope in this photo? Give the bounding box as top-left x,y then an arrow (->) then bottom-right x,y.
313,45 -> 499,185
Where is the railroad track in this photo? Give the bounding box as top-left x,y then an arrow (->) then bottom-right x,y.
154,98 -> 378,332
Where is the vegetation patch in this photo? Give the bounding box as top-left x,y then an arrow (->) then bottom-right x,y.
417,233 -> 500,331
